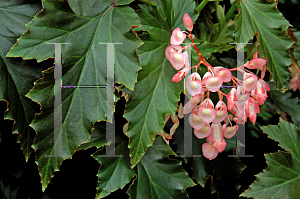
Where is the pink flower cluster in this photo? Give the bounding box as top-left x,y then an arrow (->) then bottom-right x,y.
165,14 -> 270,160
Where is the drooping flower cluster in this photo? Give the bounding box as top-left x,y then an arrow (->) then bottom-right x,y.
165,13 -> 270,160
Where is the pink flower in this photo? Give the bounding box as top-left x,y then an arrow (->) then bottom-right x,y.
251,79 -> 269,106
202,72 -> 223,92
205,76 -> 223,92
214,66 -> 232,82
186,72 -> 202,96
245,58 -> 266,69
250,51 -> 267,79
243,73 -> 258,92
207,123 -> 227,153
245,97 -> 260,125
236,86 -> 250,105
172,67 -> 189,82
170,28 -> 186,45
183,13 -> 193,31
194,124 -> 212,139
230,103 -> 246,124
202,142 -> 218,160
198,98 -> 216,123
222,124 -> 238,139
189,113 -> 206,130
165,45 -> 182,61
212,101 -> 228,123
227,88 -> 237,110
169,51 -> 185,70
183,93 -> 204,114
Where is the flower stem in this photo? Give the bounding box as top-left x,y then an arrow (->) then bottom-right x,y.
225,0 -> 238,22
196,0 -> 209,13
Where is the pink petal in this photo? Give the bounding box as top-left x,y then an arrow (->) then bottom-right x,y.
170,51 -> 185,70
183,13 -> 193,31
253,51 -> 258,59
183,100 -> 194,114
224,125 -> 238,138
165,45 -> 182,61
260,65 -> 267,79
172,67 -> 189,82
199,98 -> 214,108
194,124 -> 212,139
244,73 -> 258,92
170,28 -> 186,45
215,67 -> 232,82
248,113 -> 257,125
215,100 -> 227,109
212,109 -> 228,123
212,139 -> 227,153
236,86 -> 250,105
186,73 -> 202,96
207,123 -> 224,143
183,94 -> 203,114
198,107 -> 216,123
183,51 -> 190,68
189,113 -> 206,130
259,79 -> 270,91
205,76 -> 223,92
227,88 -> 237,110
203,72 -> 212,79
202,143 -> 218,160
245,58 -> 266,69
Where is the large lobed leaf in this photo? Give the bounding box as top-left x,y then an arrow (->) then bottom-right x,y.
91,122 -> 135,199
6,0 -> 142,191
124,0 -> 199,168
234,0 -> 293,91
127,136 -> 196,199
241,118 -> 300,198
0,0 -> 47,161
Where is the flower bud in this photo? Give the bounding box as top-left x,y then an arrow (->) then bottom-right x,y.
183,13 -> 193,31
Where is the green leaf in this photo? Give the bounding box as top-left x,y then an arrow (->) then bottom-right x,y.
261,118 -> 300,160
196,23 -> 234,52
124,0 -> 199,168
76,121 -> 107,151
234,0 -> 293,91
127,136 -> 195,199
241,119 -> 300,198
6,0 -> 142,191
7,0 -> 142,90
269,89 -> 300,127
92,124 -> 135,198
0,0 -> 45,161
